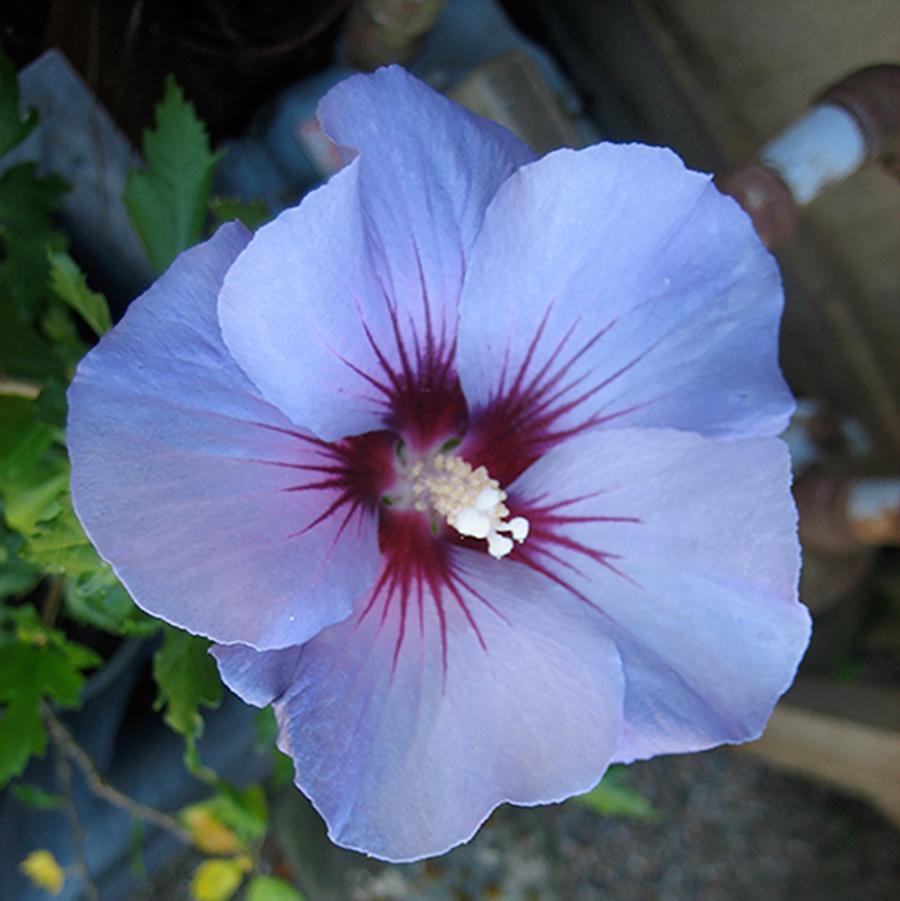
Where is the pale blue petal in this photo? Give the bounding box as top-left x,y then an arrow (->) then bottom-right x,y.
507,427 -> 810,760
68,225 -> 380,649
214,550 -> 624,862
219,67 -> 535,442
212,643 -> 301,708
457,143 -> 793,442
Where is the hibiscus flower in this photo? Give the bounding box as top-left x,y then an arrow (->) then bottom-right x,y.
68,67 -> 810,862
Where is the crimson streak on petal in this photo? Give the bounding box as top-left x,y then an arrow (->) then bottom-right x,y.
461,305 -> 655,486
509,491 -> 642,611
247,426 -> 396,540
358,509 -> 500,679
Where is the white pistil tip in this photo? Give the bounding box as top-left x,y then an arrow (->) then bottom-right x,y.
454,507 -> 491,539
507,517 -> 530,541
487,532 -> 514,559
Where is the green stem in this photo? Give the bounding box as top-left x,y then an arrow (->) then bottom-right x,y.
40,577 -> 64,629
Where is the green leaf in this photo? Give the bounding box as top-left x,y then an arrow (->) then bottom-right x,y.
246,875 -> 305,901
572,766 -> 656,819
20,490 -> 100,577
1,234 -> 54,313
0,230 -> 68,318
0,686 -> 47,787
0,399 -> 116,588
40,301 -> 87,376
64,567 -> 159,636
124,76 -> 221,273
205,783 -> 268,845
0,164 -> 67,237
153,625 -> 222,739
183,734 -> 219,786
58,640 -> 103,670
0,396 -> 57,487
190,857 -> 251,901
129,819 -> 146,878
10,605 -> 102,670
0,413 -> 110,582
1,451 -> 69,541
0,163 -> 68,316
0,297 -> 65,383
0,53 -> 38,157
268,750 -> 294,791
0,629 -> 96,787
47,250 -> 112,336
254,706 -> 278,750
0,524 -> 42,598
11,781 -> 63,810
208,196 -> 270,231
32,379 -> 68,429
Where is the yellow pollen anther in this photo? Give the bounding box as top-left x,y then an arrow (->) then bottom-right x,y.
410,453 -> 530,559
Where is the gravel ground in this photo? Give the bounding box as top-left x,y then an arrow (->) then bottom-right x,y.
137,748 -> 898,900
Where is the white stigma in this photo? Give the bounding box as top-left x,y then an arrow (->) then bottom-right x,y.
409,453 -> 530,559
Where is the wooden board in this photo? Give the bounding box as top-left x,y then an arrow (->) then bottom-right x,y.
740,678 -> 900,827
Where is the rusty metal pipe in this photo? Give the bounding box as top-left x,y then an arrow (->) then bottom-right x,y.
819,64 -> 900,180
846,477 -> 900,546
717,64 -> 900,247
795,469 -> 900,553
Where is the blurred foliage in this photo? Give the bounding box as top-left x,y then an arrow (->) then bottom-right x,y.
0,606 -> 100,786
573,766 -> 657,819
209,196 -> 272,231
18,848 -> 65,895
0,163 -> 68,317
124,76 -> 222,273
182,783 -> 268,855
246,875 -> 306,901
153,626 -> 223,740
191,855 -> 253,901
11,780 -> 63,810
183,805 -> 244,856
48,250 -> 112,336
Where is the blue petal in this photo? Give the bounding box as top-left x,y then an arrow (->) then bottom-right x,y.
68,225 -> 380,649
218,67 -> 535,442
457,143 -> 794,442
507,427 -> 810,760
214,548 -> 624,862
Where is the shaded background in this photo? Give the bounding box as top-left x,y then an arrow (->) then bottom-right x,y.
2,1 -> 898,898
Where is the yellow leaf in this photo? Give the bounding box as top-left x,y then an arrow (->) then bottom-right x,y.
190,858 -> 246,901
182,805 -> 242,855
19,849 -> 65,895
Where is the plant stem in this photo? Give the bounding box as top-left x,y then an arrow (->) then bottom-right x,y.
51,736 -> 101,901
40,576 -> 64,629
43,706 -> 193,845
